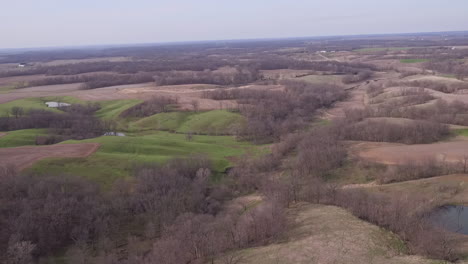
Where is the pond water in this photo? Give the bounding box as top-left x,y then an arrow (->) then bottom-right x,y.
431,205 -> 468,235
45,102 -> 71,108
104,132 -> 126,137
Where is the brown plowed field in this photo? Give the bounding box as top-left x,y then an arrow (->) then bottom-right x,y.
0,143 -> 100,170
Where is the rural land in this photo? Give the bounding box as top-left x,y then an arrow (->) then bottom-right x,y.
2,32 -> 468,264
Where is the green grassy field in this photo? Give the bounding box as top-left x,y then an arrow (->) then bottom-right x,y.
0,98 -> 59,117
0,96 -> 83,117
132,110 -> 245,135
0,96 -> 141,122
177,110 -> 245,135
132,111 -> 191,131
400,59 -> 429,63
455,129 -> 468,137
95,99 -> 142,120
28,131 -> 252,186
0,129 -> 48,148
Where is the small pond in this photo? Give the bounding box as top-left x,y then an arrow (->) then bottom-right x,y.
431,205 -> 468,235
45,102 -> 71,108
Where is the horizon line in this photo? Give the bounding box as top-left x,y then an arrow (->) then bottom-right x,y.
1,29 -> 468,53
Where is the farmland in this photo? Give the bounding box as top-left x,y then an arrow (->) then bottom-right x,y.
2,32 -> 468,264
29,131 -> 252,186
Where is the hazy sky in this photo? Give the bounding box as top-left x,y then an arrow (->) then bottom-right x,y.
1,0 -> 468,49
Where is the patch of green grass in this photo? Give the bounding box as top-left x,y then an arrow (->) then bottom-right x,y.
95,99 -> 142,120
132,112 -> 192,131
132,110 -> 245,135
0,98 -> 57,117
0,129 -> 48,148
28,131 -> 252,186
312,119 -> 331,127
0,96 -> 82,117
400,59 -> 429,63
178,110 -> 245,135
454,129 -> 468,137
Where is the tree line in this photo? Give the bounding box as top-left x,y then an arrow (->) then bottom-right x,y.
153,67 -> 261,86
204,80 -> 346,143
0,104 -> 112,143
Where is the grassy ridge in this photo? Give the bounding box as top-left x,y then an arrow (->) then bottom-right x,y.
0,96 -> 82,117
96,99 -> 142,120
0,129 -> 48,148
0,98 -> 60,117
28,131 -> 251,186
132,110 -> 245,135
177,110 -> 244,134
132,112 -> 191,131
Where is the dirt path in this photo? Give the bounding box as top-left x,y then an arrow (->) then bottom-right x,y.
0,133 -> 6,138
0,143 -> 100,171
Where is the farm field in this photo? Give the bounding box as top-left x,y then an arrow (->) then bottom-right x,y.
2,32 -> 468,264
28,131 -> 253,185
0,143 -> 100,171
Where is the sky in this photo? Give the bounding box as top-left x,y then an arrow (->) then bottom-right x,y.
1,0 -> 468,49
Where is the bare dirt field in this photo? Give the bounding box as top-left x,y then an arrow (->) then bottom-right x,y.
375,85 -> 468,105
0,143 -> 100,171
225,203 -> 437,264
362,117 -> 467,129
0,82 -> 284,110
0,83 -> 84,103
404,75 -> 467,84
354,140 -> 468,165
261,69 -> 315,79
367,59 -> 425,73
0,74 -> 49,87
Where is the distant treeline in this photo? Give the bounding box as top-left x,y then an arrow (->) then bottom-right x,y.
153,67 -> 261,86
0,56 -> 376,78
